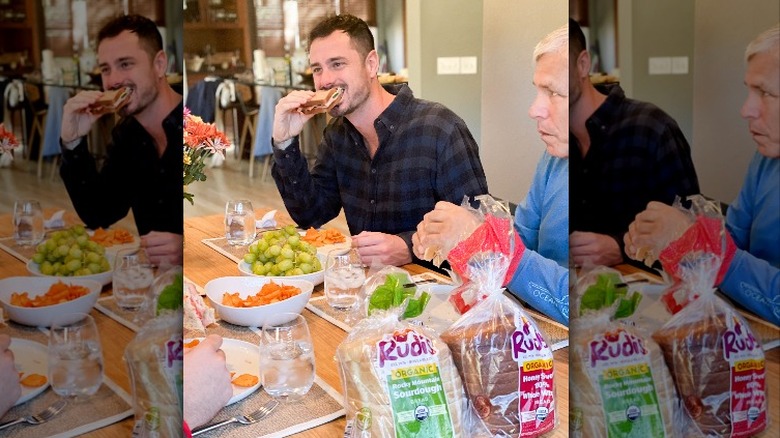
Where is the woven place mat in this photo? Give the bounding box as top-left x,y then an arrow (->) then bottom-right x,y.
94,296 -> 141,332
1,323 -> 134,438
195,376 -> 344,438
305,296 -> 570,351
190,319 -> 345,437
0,236 -> 36,263
202,237 -> 247,264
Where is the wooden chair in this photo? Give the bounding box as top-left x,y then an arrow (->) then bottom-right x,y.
23,83 -> 49,178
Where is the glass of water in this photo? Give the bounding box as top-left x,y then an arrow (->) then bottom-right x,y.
13,200 -> 44,246
113,248 -> 155,312
260,313 -> 315,402
324,248 -> 365,310
48,313 -> 104,400
225,200 -> 256,245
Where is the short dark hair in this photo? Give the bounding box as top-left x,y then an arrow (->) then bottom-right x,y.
98,14 -> 163,59
569,17 -> 587,59
308,14 -> 374,59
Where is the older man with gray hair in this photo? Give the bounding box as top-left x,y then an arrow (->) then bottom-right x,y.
625,24 -> 780,325
413,24 -> 570,325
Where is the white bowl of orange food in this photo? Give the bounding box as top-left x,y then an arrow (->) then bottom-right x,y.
0,277 -> 101,327
204,276 -> 313,327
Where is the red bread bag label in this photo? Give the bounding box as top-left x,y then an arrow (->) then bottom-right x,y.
513,316 -> 556,437
723,318 -> 767,437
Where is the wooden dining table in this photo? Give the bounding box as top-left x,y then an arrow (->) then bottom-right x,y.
184,209 -> 570,437
0,211 -> 136,437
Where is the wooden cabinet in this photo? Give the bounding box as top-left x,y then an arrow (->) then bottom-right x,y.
184,0 -> 253,74
0,0 -> 44,73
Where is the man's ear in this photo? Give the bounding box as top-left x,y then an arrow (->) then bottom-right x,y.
577,50 -> 591,79
365,49 -> 379,77
153,50 -> 167,78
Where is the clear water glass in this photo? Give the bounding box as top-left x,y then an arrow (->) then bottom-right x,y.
260,313 -> 315,402
48,313 -> 104,400
113,248 -> 155,311
225,200 -> 256,245
324,248 -> 365,310
13,200 -> 44,246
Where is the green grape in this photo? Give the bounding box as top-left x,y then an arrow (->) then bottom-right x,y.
243,253 -> 257,264
299,263 -> 312,274
257,240 -> 269,252
76,235 -> 89,247
284,225 -> 297,236
290,267 -> 304,276
277,259 -> 293,272
65,259 -> 82,272
287,234 -> 300,247
32,253 -> 45,264
69,246 -> 83,259
87,252 -> 102,264
268,245 -> 281,257
252,263 -> 267,275
280,247 -> 295,260
297,252 -> 312,264
40,262 -> 55,275
249,243 -> 258,254
88,263 -> 102,274
269,265 -> 281,276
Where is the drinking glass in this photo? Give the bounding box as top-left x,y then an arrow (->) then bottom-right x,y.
13,200 -> 44,246
225,200 -> 256,245
113,248 -> 155,311
260,313 -> 315,401
324,248 -> 365,310
48,313 -> 104,400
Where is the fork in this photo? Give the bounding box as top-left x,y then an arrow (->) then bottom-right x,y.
0,399 -> 67,431
192,400 -> 279,436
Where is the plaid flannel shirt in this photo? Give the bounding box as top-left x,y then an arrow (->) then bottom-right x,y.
570,84 -> 700,252
272,84 -> 489,251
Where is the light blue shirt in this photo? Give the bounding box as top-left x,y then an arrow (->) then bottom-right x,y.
721,152 -> 780,325
506,152 -> 569,325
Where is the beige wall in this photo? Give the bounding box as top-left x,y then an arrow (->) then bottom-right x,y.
407,0 -> 565,203
480,0 -> 568,202
692,0 -> 779,202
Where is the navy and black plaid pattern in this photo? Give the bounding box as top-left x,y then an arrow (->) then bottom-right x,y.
272,84 -> 488,245
570,84 -> 700,246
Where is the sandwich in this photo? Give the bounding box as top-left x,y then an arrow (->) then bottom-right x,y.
89,86 -> 132,114
299,87 -> 343,115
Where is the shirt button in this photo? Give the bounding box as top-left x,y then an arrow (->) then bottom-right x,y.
390,125 -> 395,130
292,180 -> 297,185
371,168 -> 376,174
284,153 -> 289,159
158,200 -> 164,205
583,168 -> 588,174
581,200 -> 587,205
600,125 -> 606,131
370,199 -> 375,204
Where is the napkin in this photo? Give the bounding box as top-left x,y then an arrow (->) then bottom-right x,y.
256,209 -> 277,228
44,210 -> 66,229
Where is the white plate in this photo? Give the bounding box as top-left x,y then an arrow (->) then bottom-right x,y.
27,259 -> 113,287
237,253 -> 325,287
185,338 -> 261,406
309,233 -> 351,257
10,338 -> 49,406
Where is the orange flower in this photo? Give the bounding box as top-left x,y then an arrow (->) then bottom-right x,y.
0,123 -> 21,157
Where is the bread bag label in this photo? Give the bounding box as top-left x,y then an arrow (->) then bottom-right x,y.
374,328 -> 455,438
587,329 -> 667,437
722,318 -> 767,437
514,317 -> 556,437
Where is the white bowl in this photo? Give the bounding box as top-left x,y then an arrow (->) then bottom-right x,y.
26,259 -> 113,286
237,253 -> 325,286
204,276 -> 313,327
0,277 -> 101,327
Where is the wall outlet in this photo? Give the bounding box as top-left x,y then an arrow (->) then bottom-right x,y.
671,56 -> 689,74
437,57 -> 460,75
648,57 -> 672,75
460,56 -> 477,74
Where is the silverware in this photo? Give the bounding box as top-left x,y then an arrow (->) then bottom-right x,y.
192,400 -> 279,436
0,399 -> 67,431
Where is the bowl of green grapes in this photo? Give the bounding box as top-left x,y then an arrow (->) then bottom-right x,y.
26,225 -> 113,286
238,225 -> 325,286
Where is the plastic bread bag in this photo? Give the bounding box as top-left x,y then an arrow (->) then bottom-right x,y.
336,303 -> 468,437
125,266 -> 184,438
445,195 -> 522,315
652,195 -> 737,315
440,198 -> 558,438
569,266 -> 682,438
651,253 -> 767,438
346,265 -> 431,327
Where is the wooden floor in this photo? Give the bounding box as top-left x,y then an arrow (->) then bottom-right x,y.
1,147 -> 348,235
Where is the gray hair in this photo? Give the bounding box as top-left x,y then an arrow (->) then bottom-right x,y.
534,24 -> 568,62
745,24 -> 779,62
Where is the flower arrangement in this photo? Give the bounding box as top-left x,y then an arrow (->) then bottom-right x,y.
183,107 -> 229,204
0,123 -> 21,159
